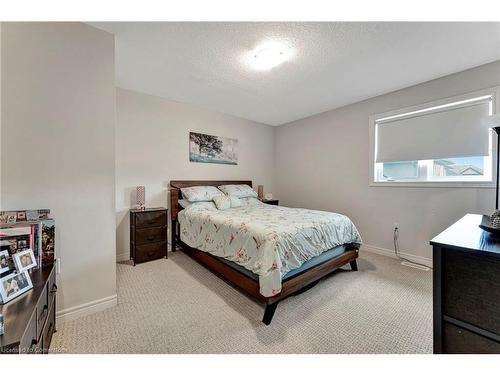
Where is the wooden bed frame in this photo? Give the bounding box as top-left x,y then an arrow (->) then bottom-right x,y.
169,180 -> 359,325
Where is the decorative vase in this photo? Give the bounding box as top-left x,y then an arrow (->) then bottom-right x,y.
136,186 -> 145,210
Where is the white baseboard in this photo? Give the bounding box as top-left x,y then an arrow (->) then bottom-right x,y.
56,294 -> 117,323
361,244 -> 433,268
116,251 -> 129,262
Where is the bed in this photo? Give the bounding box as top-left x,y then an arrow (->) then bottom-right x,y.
170,180 -> 362,324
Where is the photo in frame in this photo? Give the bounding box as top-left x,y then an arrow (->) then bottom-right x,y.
0,271 -> 33,304
16,211 -> 27,222
41,220 -> 55,266
13,249 -> 37,273
0,250 -> 9,274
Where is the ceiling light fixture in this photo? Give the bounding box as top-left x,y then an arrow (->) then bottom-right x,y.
248,41 -> 293,71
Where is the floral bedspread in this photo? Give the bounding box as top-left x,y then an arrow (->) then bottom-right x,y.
179,202 -> 362,297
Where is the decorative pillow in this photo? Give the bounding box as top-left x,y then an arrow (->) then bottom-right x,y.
213,195 -> 231,210
229,196 -> 242,208
218,184 -> 258,198
194,201 -> 217,211
181,201 -> 217,211
181,186 -> 223,202
239,197 -> 262,207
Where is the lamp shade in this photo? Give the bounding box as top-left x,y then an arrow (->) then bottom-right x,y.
136,186 -> 145,207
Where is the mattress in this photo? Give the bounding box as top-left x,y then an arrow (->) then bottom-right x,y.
178,201 -> 362,297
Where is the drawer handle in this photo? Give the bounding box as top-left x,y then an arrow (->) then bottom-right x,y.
147,251 -> 155,257
38,304 -> 48,322
47,322 -> 54,335
147,236 -> 155,241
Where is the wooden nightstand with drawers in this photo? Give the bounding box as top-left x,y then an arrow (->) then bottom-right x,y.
130,208 -> 168,266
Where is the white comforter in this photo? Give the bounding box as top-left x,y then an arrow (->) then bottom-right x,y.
179,202 -> 362,297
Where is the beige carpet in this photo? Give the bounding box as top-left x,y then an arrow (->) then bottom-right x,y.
51,251 -> 432,353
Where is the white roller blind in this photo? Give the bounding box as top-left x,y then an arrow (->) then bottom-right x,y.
376,100 -> 491,163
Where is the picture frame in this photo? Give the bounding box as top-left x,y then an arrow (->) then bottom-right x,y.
13,249 -> 37,272
189,132 -> 238,165
6,213 -> 16,224
0,250 -> 9,274
0,212 -> 8,224
17,239 -> 28,249
0,271 -> 33,304
16,211 -> 27,222
41,220 -> 55,266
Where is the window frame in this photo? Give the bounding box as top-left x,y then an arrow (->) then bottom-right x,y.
369,87 -> 499,188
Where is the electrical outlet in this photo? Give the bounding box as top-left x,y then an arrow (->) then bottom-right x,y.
56,258 -> 61,274
394,222 -> 399,230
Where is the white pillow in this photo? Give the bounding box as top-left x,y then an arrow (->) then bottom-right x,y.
178,199 -> 191,209
181,186 -> 223,202
218,184 -> 257,198
183,201 -> 217,211
197,201 -> 218,210
239,197 -> 262,207
229,196 -> 242,208
213,195 -> 231,210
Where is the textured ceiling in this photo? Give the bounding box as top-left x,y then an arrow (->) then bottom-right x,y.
89,22 -> 500,125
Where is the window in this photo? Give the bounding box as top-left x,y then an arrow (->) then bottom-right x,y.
383,161 -> 418,179
370,88 -> 498,186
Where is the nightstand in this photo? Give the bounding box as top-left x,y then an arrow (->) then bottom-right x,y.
261,199 -> 279,206
130,207 -> 168,266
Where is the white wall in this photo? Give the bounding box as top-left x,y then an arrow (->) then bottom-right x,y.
275,61 -> 500,263
1,23 -> 116,318
115,88 -> 275,260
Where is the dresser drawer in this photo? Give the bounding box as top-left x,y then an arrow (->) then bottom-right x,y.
48,267 -> 57,307
443,250 -> 500,335
135,211 -> 166,228
36,284 -> 49,339
443,322 -> 500,353
19,311 -> 38,354
41,302 -> 55,353
135,242 -> 166,263
135,226 -> 166,245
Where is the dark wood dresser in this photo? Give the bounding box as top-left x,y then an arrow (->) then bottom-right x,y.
430,214 -> 500,354
130,208 -> 168,266
0,264 -> 57,354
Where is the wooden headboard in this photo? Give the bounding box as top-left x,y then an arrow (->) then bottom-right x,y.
169,180 -> 252,251
169,180 -> 252,222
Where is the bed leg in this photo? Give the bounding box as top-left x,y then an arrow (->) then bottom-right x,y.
350,259 -> 358,271
262,302 -> 279,325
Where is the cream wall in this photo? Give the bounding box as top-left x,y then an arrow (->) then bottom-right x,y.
115,88 -> 275,260
275,61 -> 500,264
1,23 -> 116,319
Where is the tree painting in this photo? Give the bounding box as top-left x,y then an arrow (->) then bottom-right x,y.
189,132 -> 238,165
